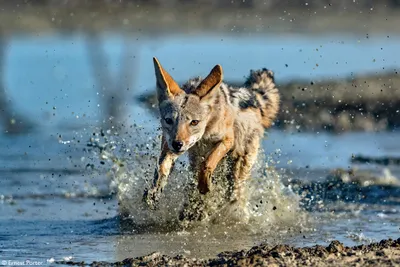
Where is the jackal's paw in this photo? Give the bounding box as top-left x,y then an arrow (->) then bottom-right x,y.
198,169 -> 213,194
211,199 -> 250,225
143,188 -> 160,210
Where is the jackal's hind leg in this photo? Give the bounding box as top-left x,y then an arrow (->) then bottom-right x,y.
232,140 -> 260,206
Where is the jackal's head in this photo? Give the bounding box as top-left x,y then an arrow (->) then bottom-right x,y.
153,57 -> 223,154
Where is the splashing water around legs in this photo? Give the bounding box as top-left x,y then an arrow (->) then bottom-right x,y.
86,127 -> 308,239
87,128 -> 309,237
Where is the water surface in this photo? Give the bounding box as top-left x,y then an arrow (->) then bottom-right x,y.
1,33 -> 400,264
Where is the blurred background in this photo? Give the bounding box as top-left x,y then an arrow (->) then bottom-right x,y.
1,0 -> 400,264
0,0 -> 399,134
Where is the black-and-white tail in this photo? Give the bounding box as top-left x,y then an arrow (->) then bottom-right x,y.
245,69 -> 280,128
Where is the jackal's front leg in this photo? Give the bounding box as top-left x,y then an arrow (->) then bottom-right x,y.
198,136 -> 234,194
143,137 -> 178,209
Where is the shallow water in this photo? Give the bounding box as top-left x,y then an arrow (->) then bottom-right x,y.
1,33 -> 400,264
1,127 -> 400,264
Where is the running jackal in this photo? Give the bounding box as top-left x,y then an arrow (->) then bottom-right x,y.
144,57 -> 280,211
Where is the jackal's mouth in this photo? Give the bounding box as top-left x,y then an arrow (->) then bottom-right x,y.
171,149 -> 186,155
167,144 -> 185,154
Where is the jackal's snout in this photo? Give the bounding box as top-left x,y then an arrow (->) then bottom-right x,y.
171,140 -> 184,152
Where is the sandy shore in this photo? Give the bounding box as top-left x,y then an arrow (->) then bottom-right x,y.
57,238 -> 400,266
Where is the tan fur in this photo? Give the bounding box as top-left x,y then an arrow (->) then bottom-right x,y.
153,57 -> 184,100
143,57 -> 280,212
193,65 -> 223,98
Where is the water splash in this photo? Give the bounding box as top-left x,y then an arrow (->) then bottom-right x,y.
86,127 -> 309,237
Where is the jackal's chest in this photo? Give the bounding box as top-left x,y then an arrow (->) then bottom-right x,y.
202,130 -> 225,143
188,138 -> 234,176
189,138 -> 219,159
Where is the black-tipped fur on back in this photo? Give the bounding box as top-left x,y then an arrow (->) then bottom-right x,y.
182,69 -> 280,129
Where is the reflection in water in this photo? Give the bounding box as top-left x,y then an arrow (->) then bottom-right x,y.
85,30 -> 139,129
0,31 -> 35,134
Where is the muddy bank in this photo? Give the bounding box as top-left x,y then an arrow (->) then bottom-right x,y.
352,155 -> 400,166
137,70 -> 400,132
278,70 -> 400,132
57,238 -> 400,266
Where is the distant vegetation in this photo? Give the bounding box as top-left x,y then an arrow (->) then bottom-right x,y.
4,0 -> 400,10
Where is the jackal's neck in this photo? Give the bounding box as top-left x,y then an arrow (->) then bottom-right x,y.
203,84 -> 232,139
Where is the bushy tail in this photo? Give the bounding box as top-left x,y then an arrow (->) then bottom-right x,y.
245,69 -> 280,128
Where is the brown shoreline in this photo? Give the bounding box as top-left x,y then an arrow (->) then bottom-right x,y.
57,238 -> 400,266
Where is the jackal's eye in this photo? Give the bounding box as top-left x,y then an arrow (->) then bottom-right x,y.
190,120 -> 200,126
164,118 -> 173,125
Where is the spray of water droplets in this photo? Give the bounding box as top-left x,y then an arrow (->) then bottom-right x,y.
84,126 -> 310,236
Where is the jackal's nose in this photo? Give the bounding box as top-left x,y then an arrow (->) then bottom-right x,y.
172,140 -> 183,151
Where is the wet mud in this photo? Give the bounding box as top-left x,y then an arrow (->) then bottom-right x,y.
57,238 -> 400,266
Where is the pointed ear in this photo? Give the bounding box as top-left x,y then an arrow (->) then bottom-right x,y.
194,65 -> 223,99
153,57 -> 183,101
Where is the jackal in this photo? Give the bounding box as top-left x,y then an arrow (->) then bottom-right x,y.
143,57 -> 280,214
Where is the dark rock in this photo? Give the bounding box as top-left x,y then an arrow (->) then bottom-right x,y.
327,240 -> 345,253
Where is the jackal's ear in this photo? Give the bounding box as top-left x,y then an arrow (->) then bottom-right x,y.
194,65 -> 223,100
153,57 -> 183,101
